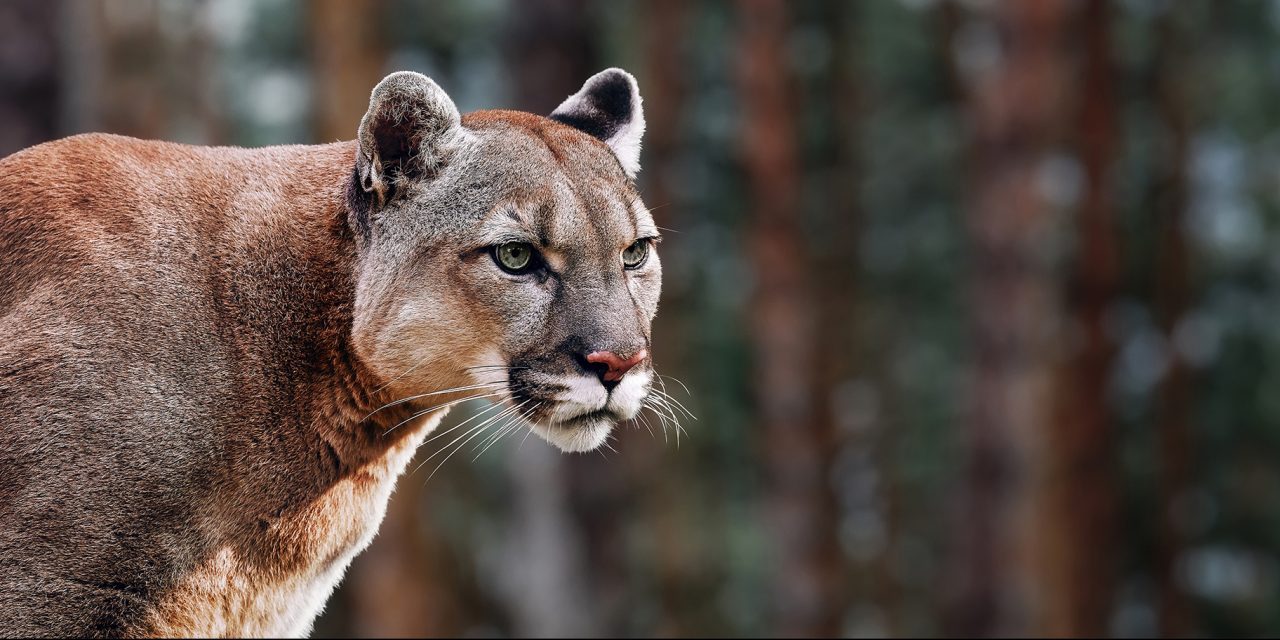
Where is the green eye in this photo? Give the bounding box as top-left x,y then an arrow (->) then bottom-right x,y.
493,242 -> 536,274
622,239 -> 649,269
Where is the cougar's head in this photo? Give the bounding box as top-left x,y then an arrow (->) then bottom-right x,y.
349,69 -> 661,452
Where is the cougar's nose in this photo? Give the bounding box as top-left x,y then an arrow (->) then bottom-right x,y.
584,349 -> 648,387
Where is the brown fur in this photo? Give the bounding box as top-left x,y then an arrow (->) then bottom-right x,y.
0,69 -> 657,637
0,134 -> 430,636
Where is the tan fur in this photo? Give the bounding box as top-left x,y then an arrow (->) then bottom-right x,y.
0,69 -> 658,637
145,414 -> 440,637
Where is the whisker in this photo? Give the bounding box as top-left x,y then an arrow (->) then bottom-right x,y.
399,394 -> 508,442
517,402 -> 543,451
472,405 -> 523,455
425,400 -> 531,482
652,375 -> 697,421
382,390 -> 506,436
410,402 -> 521,479
650,375 -> 693,445
363,380 -> 507,422
643,398 -> 672,444
645,395 -> 686,446
472,421 -> 518,461
473,400 -> 538,461
372,354 -> 431,395
647,394 -> 679,424
650,388 -> 697,421
635,412 -> 656,440
655,372 -> 693,397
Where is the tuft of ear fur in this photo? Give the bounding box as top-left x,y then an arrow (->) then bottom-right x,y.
549,68 -> 645,178
356,71 -> 461,203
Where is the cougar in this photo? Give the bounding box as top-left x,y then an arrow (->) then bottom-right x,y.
0,68 -> 663,637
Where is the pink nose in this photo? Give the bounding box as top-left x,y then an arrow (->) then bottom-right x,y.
585,349 -> 648,383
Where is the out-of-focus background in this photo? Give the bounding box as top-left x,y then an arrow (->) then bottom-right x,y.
3,0 -> 1279,636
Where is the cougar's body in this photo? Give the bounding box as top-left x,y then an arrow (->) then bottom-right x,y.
0,134 -> 434,637
0,70 -> 660,636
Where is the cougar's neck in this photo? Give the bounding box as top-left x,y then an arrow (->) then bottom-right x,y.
223,143 -> 435,472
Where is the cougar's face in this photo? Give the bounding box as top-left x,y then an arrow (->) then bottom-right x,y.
354,111 -> 661,452
351,69 -> 661,452
457,116 -> 661,451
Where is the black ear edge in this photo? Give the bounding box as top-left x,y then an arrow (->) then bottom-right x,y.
550,111 -> 618,143
549,68 -> 645,177
549,69 -> 636,141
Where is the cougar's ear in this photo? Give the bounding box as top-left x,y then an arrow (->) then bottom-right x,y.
550,68 -> 645,178
356,71 -> 461,202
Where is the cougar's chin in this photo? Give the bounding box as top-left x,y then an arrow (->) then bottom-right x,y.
531,412 -> 617,452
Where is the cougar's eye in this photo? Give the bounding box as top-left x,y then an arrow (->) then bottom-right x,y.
492,242 -> 537,274
622,239 -> 649,270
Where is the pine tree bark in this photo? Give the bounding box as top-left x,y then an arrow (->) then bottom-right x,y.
737,0 -> 842,635
1041,0 -> 1120,634
309,0 -> 387,143
1153,8 -> 1192,637
945,0 -> 1075,635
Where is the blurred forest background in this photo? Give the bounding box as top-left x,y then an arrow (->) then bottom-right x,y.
3,0 -> 1280,637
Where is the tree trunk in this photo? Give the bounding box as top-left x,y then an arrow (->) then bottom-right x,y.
813,0 -> 862,633
737,0 -> 842,635
638,0 -> 698,633
1153,8 -> 1193,637
309,0 -> 387,143
1040,0 -> 1120,634
945,1 -> 1075,635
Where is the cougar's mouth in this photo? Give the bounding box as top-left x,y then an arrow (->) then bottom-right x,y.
550,406 -> 619,429
469,362 -> 652,453
518,379 -> 650,453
